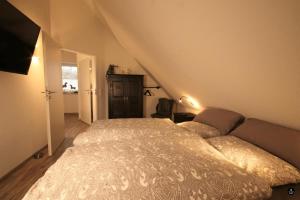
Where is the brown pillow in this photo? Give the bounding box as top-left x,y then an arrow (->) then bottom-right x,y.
193,107 -> 245,135
231,118 -> 300,170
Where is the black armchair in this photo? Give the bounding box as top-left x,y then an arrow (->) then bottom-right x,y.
151,98 -> 174,119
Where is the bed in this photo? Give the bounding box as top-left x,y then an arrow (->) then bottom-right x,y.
23,108 -> 300,200
23,118 -> 272,200
207,118 -> 300,200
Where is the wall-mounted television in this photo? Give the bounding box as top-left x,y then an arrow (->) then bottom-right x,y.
0,0 -> 41,75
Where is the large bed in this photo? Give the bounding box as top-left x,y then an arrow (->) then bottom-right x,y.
23,118 -> 272,200
23,109 -> 300,200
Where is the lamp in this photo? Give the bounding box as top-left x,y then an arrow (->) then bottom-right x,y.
31,56 -> 39,64
178,96 -> 194,106
178,95 -> 202,110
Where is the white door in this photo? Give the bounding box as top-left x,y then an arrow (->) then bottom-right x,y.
78,57 -> 93,124
42,33 -> 65,156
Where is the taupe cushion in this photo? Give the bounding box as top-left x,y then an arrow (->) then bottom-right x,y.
231,118 -> 300,170
193,107 -> 244,135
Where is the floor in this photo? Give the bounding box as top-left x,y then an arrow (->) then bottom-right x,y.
0,114 -> 89,200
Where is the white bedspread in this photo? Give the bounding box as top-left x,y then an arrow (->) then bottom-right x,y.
23,119 -> 272,200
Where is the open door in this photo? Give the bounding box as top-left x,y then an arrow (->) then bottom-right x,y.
78,55 -> 94,125
42,33 -> 65,156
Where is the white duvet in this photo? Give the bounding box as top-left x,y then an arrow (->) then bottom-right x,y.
23,119 -> 271,200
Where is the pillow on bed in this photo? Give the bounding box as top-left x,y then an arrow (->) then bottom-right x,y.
207,136 -> 300,187
177,121 -> 221,138
231,118 -> 300,170
193,107 -> 244,135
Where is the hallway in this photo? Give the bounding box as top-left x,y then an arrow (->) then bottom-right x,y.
0,114 -> 89,200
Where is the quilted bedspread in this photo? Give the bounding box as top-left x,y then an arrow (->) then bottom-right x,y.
23,119 -> 271,200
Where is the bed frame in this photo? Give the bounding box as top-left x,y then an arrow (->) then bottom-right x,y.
270,183 -> 300,200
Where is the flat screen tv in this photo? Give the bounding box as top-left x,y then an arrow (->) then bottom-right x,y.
0,0 -> 41,75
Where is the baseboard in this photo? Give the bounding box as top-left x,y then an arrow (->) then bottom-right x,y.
0,145 -> 47,182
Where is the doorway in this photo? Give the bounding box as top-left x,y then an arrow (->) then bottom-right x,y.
42,36 -> 97,156
61,50 -> 97,125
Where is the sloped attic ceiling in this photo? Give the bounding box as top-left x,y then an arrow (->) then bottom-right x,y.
88,0 -> 300,129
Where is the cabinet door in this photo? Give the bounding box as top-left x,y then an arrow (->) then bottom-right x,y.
125,77 -> 143,118
109,80 -> 126,118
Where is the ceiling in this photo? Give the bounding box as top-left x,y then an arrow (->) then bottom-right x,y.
84,0 -> 300,129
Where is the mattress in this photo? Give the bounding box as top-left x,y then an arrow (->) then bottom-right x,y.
23,119 -> 271,200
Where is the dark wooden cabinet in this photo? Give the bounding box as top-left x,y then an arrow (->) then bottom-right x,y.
107,74 -> 144,119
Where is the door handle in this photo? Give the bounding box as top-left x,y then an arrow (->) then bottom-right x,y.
41,90 -> 56,94
41,89 -> 49,94
41,90 -> 56,100
84,89 -> 95,95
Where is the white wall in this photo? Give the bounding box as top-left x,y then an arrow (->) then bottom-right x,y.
63,94 -> 79,114
49,0 -> 169,119
8,0 -> 51,34
61,50 -> 77,66
50,0 -> 105,119
0,35 -> 47,178
0,0 -> 51,178
95,0 -> 300,130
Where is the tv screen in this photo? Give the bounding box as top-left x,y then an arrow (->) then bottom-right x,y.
0,0 -> 41,75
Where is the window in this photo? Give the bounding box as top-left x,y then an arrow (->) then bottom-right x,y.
62,65 -> 78,93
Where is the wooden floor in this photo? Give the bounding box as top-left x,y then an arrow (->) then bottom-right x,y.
0,114 -> 89,200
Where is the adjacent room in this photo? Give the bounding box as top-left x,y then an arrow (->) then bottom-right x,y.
0,0 -> 299,200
